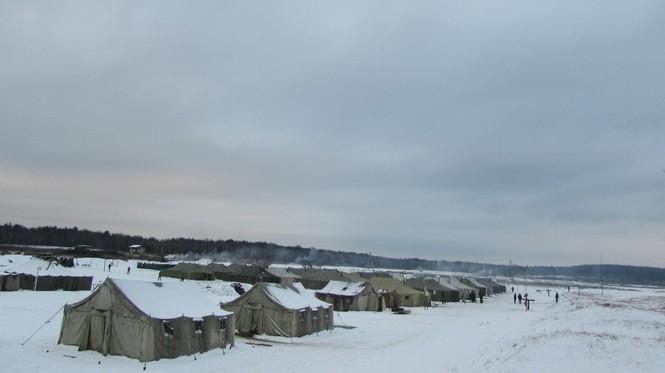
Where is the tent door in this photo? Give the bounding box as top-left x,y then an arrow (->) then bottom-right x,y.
249,305 -> 262,333
87,313 -> 111,354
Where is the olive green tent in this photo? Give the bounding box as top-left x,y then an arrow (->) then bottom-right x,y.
289,268 -> 365,290
367,277 -> 430,308
315,281 -> 385,311
159,263 -> 215,281
58,278 -> 234,361
222,282 -> 333,337
405,278 -> 460,303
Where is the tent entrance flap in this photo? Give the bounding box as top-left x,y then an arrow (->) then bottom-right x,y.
239,304 -> 262,335
85,311 -> 111,355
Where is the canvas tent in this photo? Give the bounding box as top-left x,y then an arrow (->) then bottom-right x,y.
367,277 -> 430,308
439,276 -> 475,301
405,278 -> 460,303
159,263 -> 215,281
204,263 -> 229,279
59,278 -> 234,361
222,282 -> 333,337
476,278 -> 506,294
460,277 -> 488,298
315,281 -> 385,311
0,256 -> 93,291
214,263 -> 280,284
289,268 -> 365,290
266,267 -> 302,286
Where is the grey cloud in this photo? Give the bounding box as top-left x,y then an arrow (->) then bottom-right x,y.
1,1 -> 664,266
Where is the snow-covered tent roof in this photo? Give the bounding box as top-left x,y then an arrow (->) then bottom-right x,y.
110,278 -> 230,318
318,280 -> 368,296
266,267 -> 301,279
223,282 -> 331,311
263,283 -> 331,309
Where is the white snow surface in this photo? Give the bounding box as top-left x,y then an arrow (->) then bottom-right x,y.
263,283 -> 331,310
2,254 -> 665,372
317,280 -> 366,296
110,278 -> 230,319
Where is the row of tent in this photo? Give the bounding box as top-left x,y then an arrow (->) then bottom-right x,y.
58,278 -> 334,362
156,263 -> 506,304
0,273 -> 92,291
57,274 -> 505,363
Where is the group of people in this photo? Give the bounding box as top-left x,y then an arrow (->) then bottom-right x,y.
511,287 -> 559,310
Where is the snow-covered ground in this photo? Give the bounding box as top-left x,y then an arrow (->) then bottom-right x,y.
2,255 -> 664,372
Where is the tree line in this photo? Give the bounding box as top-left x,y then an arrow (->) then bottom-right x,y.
1,223 -> 664,284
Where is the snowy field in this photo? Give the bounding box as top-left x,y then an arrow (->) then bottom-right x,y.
2,255 -> 665,372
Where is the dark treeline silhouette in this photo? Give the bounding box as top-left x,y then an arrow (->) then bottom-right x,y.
2,223 -> 664,285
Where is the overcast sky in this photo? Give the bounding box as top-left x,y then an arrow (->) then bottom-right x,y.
1,1 -> 664,266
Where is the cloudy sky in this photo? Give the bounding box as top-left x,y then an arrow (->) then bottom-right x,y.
1,1 -> 664,266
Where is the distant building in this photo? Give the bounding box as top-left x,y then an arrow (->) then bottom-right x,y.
128,244 -> 145,254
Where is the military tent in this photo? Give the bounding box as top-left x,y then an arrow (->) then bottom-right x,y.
367,277 -> 430,308
460,277 -> 488,298
440,276 -> 475,301
289,268 -> 364,290
477,278 -> 506,294
0,273 -> 92,291
315,281 -> 385,311
405,278 -> 460,303
266,267 -> 302,286
214,263 -> 280,284
158,263 -> 215,281
58,278 -> 234,361
222,282 -> 333,337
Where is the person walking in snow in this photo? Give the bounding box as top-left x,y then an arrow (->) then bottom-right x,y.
518,293 -> 523,304
108,263 -> 112,272
555,292 -> 559,303
513,293 -> 517,304
127,266 -> 131,275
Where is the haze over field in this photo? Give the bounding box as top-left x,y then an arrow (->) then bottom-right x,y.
1,1 -> 664,266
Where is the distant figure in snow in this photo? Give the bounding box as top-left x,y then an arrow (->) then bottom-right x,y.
567,286 -> 570,292
158,273 -> 162,280
555,292 -> 559,303
511,286 -> 515,293
513,293 -> 517,304
524,293 -> 529,310
108,263 -> 112,272
127,266 -> 131,275
518,293 -> 523,304
479,293 -> 483,303
469,291 -> 476,303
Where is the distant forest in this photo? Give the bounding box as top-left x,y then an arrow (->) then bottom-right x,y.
2,223 -> 665,285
